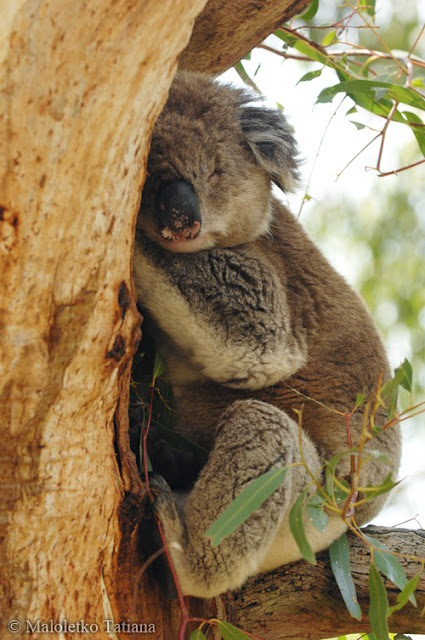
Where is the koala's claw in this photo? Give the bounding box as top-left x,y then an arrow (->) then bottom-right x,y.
148,473 -> 179,526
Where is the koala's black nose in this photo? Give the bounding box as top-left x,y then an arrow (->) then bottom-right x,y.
155,180 -> 202,241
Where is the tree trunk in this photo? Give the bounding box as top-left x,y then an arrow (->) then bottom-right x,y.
0,1 -> 206,637
180,0 -> 311,74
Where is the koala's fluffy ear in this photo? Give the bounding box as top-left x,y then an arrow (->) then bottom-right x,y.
240,106 -> 300,193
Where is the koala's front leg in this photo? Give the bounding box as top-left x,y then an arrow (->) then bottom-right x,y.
151,399 -> 322,598
133,236 -> 306,389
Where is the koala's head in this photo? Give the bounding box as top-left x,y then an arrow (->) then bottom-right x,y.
137,71 -> 299,253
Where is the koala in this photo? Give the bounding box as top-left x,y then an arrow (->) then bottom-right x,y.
133,71 -> 401,599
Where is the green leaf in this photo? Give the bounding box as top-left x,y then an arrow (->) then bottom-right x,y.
275,29 -> 329,66
325,449 -> 350,497
362,449 -> 391,465
390,571 -> 422,614
297,69 -> 322,85
189,630 -> 207,640
359,0 -> 376,17
356,392 -> 366,406
350,121 -> 366,130
218,621 -> 250,640
369,562 -> 390,640
205,467 -> 288,546
289,488 -> 316,564
317,80 -> 425,112
363,535 -> 417,606
307,492 -> 329,533
329,534 -> 362,620
395,358 -> 413,392
402,111 -> 425,156
322,30 -> 337,47
301,0 -> 319,21
152,350 -> 165,382
363,473 -> 400,500
381,358 -> 413,417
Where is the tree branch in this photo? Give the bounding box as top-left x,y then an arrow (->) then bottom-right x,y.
179,0 -> 311,74
187,526 -> 425,640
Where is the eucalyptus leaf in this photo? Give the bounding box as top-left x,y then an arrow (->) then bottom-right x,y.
363,534 -> 416,606
205,467 -> 288,547
218,621 -> 250,640
369,562 -> 390,640
307,492 -> 329,533
189,630 -> 207,640
322,30 -> 337,47
329,534 -> 362,620
317,80 -> 425,111
390,571 -> 422,613
403,111 -> 425,156
363,473 -> 400,500
290,488 -> 316,564
297,69 -> 323,85
152,350 -> 166,382
301,0 -> 319,21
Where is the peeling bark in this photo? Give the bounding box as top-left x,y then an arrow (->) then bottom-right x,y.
180,0 -> 311,74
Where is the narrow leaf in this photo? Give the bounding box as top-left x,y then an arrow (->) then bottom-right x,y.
297,69 -> 322,85
403,111 -> 425,156
301,0 -> 319,21
356,392 -> 366,407
218,621 -> 250,640
369,562 -> 390,640
394,358 -> 413,393
307,492 -> 329,533
363,473 -> 400,500
362,449 -> 391,465
290,489 -> 316,565
325,449 -> 350,497
189,631 -> 207,640
322,30 -> 337,46
390,571 -> 422,613
205,467 -> 288,546
152,350 -> 165,382
330,534 -> 362,620
317,80 -> 425,111
363,534 -> 416,606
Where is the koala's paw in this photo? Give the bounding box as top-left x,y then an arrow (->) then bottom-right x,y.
148,474 -> 184,542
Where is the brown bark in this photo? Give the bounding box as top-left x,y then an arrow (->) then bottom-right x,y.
180,0 -> 311,74
0,1 -> 206,638
190,526 -> 425,640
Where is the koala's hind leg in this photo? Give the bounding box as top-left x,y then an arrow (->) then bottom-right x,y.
152,399 -> 323,598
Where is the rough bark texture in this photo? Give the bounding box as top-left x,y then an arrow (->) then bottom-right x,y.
0,1 -> 206,638
184,527 -> 425,640
223,526 -> 425,639
179,0 -> 311,74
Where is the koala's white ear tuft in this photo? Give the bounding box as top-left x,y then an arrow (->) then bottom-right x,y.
240,106 -> 300,193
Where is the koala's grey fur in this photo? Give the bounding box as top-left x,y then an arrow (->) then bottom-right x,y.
133,71 -> 401,598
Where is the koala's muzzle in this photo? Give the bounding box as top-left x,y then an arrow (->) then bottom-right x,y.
155,180 -> 201,242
